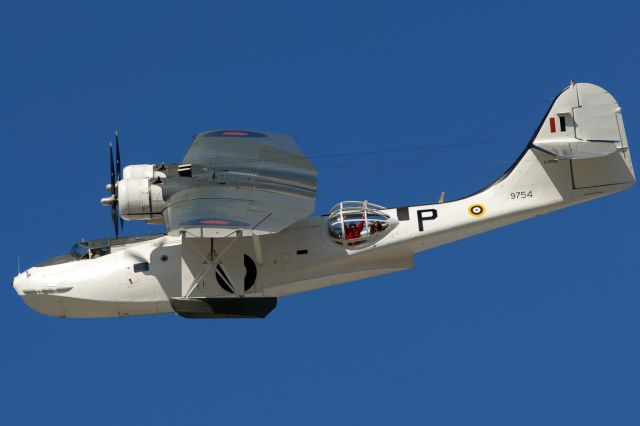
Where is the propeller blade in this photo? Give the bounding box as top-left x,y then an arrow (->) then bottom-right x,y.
115,130 -> 122,182
112,204 -> 119,239
109,142 -> 116,196
115,131 -> 124,236
109,142 -> 119,238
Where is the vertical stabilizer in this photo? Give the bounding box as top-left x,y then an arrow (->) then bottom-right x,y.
531,83 -> 634,189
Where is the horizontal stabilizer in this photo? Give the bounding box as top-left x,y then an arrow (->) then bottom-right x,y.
533,138 -> 619,159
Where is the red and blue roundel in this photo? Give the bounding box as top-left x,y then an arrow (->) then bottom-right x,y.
205,130 -> 267,138
180,218 -> 251,228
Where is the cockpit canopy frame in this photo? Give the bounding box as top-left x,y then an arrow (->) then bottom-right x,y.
327,201 -> 397,247
36,233 -> 165,267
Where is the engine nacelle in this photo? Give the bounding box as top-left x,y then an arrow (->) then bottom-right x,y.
118,177 -> 166,221
122,164 -> 166,180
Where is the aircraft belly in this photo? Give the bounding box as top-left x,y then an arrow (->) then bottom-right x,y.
263,257 -> 414,297
19,294 -> 66,318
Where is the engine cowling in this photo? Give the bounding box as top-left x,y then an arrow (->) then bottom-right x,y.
122,164 -> 160,180
118,165 -> 167,221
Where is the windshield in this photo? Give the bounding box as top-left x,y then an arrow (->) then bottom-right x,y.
70,243 -> 89,259
35,233 -> 164,268
69,243 -> 89,259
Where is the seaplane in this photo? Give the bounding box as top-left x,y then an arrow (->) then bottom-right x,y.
12,82 -> 635,318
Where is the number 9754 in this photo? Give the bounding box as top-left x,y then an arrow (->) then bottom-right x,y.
510,191 -> 533,200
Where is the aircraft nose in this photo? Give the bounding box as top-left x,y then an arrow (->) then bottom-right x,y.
12,272 -> 28,296
12,270 -> 67,318
13,270 -> 74,295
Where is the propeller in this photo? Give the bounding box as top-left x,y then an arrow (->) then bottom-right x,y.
100,130 -> 124,239
115,130 -> 122,181
115,130 -> 124,232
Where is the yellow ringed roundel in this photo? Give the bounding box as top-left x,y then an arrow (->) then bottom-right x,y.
468,204 -> 486,217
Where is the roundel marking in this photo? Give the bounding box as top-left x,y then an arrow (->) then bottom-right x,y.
468,204 -> 486,217
200,219 -> 231,225
205,130 -> 267,138
221,131 -> 249,136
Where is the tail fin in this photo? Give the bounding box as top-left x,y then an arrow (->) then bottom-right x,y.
486,83 -> 634,210
398,83 -> 634,254
531,82 -> 634,188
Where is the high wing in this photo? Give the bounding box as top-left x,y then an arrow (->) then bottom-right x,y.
163,130 -> 317,237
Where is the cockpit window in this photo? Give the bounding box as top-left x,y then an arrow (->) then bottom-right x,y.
70,243 -> 89,260
328,201 -> 396,247
90,247 -> 110,258
69,244 -> 110,259
36,233 -> 164,267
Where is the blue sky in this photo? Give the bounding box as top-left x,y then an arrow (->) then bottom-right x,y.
1,1 -> 639,424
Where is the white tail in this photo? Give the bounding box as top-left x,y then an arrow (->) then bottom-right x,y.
532,82 -> 634,187
483,82 -> 634,212
394,82 -> 635,254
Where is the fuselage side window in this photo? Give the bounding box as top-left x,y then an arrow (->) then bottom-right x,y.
133,262 -> 150,272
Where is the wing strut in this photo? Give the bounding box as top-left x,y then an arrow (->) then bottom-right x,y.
252,234 -> 264,265
182,230 -> 242,299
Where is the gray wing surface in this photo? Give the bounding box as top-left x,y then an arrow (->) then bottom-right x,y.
164,130 -> 317,237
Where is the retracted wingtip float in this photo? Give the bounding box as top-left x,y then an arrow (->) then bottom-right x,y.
13,82 -> 635,318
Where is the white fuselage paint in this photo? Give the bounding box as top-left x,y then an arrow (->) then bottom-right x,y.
13,148 -> 633,318
13,82 -> 635,318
